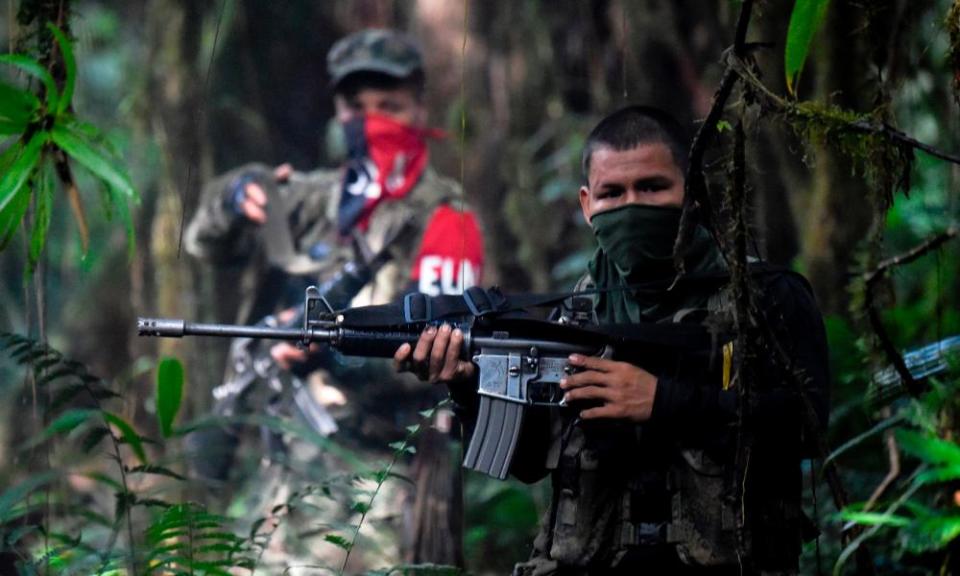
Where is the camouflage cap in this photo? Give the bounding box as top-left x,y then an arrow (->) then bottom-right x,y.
327,29 -> 424,88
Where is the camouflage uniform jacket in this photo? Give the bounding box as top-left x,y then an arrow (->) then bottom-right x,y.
507,267 -> 829,576
186,162 -> 482,445
186,163 -> 476,316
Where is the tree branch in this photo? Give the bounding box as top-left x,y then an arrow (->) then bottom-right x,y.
863,427 -> 900,513
862,226 -> 959,397
850,121 -> 960,165
863,226 -> 959,285
674,0 -> 754,275
734,58 -> 960,167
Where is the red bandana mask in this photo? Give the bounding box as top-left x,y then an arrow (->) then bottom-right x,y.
337,113 -> 442,235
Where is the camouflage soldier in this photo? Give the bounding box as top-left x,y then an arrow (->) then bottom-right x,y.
397,106 -> 829,575
186,29 -> 482,568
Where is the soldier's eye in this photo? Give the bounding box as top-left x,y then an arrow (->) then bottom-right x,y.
635,178 -> 670,193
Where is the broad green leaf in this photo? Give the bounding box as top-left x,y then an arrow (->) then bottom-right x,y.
917,464 -> 960,485
0,119 -> 27,136
50,124 -> 135,199
896,429 -> 960,467
48,24 -> 76,117
0,181 -> 30,250
43,408 -> 97,437
59,116 -> 121,159
784,0 -> 831,96
114,184 -> 136,258
0,140 -> 27,248
0,130 -> 47,214
0,81 -> 40,124
102,411 -> 147,464
27,160 -> 53,270
838,510 -> 911,527
0,53 -> 58,111
902,515 -> 960,554
156,357 -> 184,438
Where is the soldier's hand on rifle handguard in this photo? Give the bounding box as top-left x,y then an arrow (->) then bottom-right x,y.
269,306 -> 324,370
393,323 -> 475,385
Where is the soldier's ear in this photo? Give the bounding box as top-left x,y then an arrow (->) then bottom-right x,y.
579,186 -> 592,226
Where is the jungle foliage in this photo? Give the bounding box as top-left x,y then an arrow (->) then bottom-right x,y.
1,0 -> 960,575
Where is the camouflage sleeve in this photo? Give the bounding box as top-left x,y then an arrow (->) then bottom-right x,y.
184,163 -> 275,264
185,164 -> 342,268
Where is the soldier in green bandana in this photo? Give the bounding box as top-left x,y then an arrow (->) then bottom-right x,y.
397,106 -> 829,575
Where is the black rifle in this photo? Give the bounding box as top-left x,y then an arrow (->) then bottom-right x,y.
140,286 -> 719,479
140,286 -> 648,479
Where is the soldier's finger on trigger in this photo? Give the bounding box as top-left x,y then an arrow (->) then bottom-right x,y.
562,370 -> 600,390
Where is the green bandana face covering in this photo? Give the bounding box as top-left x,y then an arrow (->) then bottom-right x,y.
587,204 -> 726,322
590,204 -> 682,283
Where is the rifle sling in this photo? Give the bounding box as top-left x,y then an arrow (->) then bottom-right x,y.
336,290 -> 729,352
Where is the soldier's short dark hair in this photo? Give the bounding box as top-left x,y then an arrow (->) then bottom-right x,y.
581,106 -> 689,183
334,70 -> 425,101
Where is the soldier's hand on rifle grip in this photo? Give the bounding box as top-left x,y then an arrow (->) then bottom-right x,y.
393,323 -> 476,385
270,341 -> 322,370
559,354 -> 657,423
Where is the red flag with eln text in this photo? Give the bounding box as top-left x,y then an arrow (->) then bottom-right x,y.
411,205 -> 484,296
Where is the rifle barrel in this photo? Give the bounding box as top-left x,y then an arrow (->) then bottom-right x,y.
137,317 -> 335,342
